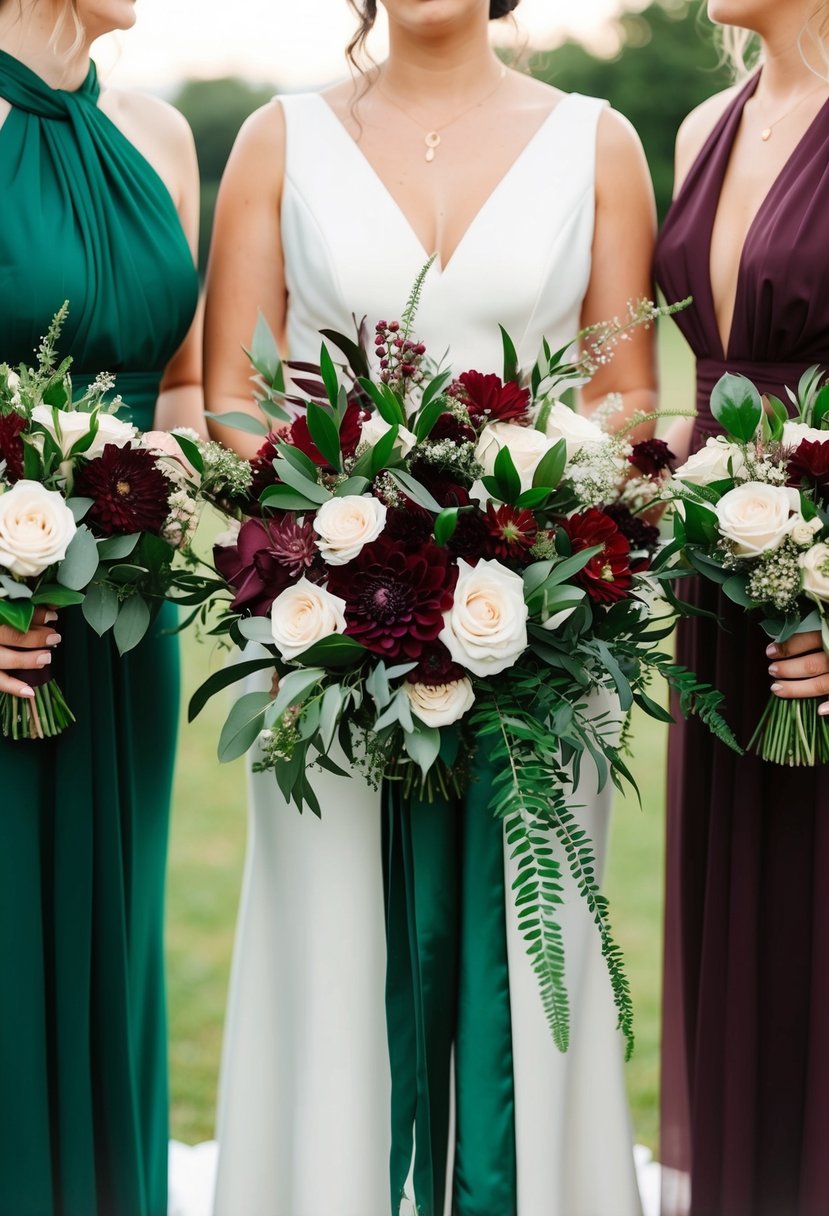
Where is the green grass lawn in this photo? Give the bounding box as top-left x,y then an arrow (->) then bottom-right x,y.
165,319 -> 695,1152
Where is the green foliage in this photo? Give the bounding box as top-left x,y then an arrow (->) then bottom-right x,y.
532,0 -> 730,220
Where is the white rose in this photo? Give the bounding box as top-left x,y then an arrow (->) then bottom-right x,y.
674,436 -> 746,485
142,429 -> 200,481
799,543 -> 829,603
783,421 -> 829,448
790,516 -> 823,547
404,677 -> 475,727
32,404 -> 137,459
359,413 -> 417,457
0,479 -> 77,577
475,422 -> 556,491
439,558 -> 528,676
715,482 -> 802,557
540,401 -> 608,456
314,494 -> 387,565
270,577 -> 348,661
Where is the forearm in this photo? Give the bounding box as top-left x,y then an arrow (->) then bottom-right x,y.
154,383 -> 207,439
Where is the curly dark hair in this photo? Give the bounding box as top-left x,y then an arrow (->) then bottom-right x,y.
346,0 -> 521,67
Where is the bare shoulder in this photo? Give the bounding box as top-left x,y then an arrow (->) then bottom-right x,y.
225,97 -> 285,180
674,85 -> 742,192
103,88 -> 195,159
597,105 -> 648,166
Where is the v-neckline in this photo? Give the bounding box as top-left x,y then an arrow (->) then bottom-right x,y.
701,71 -> 829,360
312,91 -> 574,276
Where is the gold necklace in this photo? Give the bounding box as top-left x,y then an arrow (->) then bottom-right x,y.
759,83 -> 828,141
378,65 -> 508,162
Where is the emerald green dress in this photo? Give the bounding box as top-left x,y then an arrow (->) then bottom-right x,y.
0,52 -> 198,1216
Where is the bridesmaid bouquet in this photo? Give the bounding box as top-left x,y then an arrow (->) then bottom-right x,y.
192,278 -> 737,1056
0,304 -> 209,740
669,367 -> 829,765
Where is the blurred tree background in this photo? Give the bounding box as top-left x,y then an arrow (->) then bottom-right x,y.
172,0 -> 731,272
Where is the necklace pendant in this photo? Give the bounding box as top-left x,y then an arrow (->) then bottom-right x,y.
761,126 -> 772,141
424,130 -> 440,163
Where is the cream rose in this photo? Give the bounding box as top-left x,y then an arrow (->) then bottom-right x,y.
675,436 -> 746,485
800,543 -> 829,603
475,422 -> 556,491
439,558 -> 528,676
715,482 -> 802,557
270,577 -> 348,661
783,421 -> 829,448
790,516 -> 823,547
359,413 -> 417,458
314,494 -> 387,565
142,429 -> 200,481
0,479 -> 77,577
540,401 -> 608,456
404,677 -> 475,727
32,404 -> 136,459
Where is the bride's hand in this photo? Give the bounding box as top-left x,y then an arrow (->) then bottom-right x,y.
0,608 -> 61,698
767,631 -> 829,715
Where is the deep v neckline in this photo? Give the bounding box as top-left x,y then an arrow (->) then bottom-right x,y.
312,91 -> 574,276
701,72 -> 829,359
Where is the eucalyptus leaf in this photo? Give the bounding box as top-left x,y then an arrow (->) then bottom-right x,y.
238,616 -> 275,645
81,583 -> 120,636
57,525 -> 100,591
218,691 -> 273,763
113,594 -> 151,654
205,410 -> 269,436
188,656 -> 277,722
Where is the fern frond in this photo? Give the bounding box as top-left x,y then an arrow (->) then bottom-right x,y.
647,655 -> 743,753
400,256 -> 436,341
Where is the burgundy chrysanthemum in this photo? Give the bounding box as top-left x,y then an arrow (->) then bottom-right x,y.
560,508 -> 632,604
601,502 -> 659,555
214,515 -> 320,616
457,370 -> 531,423
448,508 -> 490,562
289,400 -> 366,469
0,412 -> 26,482
485,503 -> 538,560
789,439 -> 829,500
75,443 -> 172,536
629,438 -> 676,478
326,535 -> 457,659
408,641 -> 465,687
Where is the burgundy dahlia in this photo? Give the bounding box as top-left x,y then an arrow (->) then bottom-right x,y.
560,508 -> 632,604
485,503 -> 538,560
214,515 -> 320,616
326,535 -> 457,659
630,438 -> 675,478
0,412 -> 26,482
289,400 -> 366,469
75,443 -> 171,536
384,500 -> 435,548
408,641 -> 465,686
789,439 -> 829,500
457,370 -> 530,423
601,502 -> 659,554
448,508 -> 490,562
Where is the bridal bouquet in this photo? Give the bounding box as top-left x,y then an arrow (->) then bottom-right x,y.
669,367 -> 829,765
0,304 -> 208,740
192,277 -> 737,1056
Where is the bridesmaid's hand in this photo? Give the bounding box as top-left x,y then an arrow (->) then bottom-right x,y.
767,632 -> 829,715
0,609 -> 61,699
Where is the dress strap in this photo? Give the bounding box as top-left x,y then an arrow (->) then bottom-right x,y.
0,49 -> 99,118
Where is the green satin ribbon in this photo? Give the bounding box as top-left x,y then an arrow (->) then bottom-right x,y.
382,752 -> 517,1215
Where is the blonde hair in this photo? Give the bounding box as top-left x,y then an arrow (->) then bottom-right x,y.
717,3 -> 829,81
50,0 -> 84,57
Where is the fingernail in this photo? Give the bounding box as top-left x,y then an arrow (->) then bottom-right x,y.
820,703 -> 829,717
19,685 -> 34,697
36,653 -> 52,667
771,682 -> 783,693
768,664 -> 779,676
45,611 -> 58,623
766,644 -> 780,657
46,633 -> 61,646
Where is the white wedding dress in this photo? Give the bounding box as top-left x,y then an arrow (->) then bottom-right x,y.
212,90 -> 642,1216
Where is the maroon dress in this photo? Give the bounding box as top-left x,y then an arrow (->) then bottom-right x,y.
655,74 -> 829,1216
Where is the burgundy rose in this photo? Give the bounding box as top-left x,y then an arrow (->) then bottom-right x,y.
601,502 -> 659,554
289,400 -> 366,469
457,370 -> 530,423
448,508 -> 490,562
214,515 -> 320,616
429,412 -> 476,445
0,412 -> 26,483
560,508 -> 632,604
408,641 -> 465,687
384,500 -> 434,548
326,534 -> 457,659
630,438 -> 675,478
485,503 -> 538,561
789,439 -> 829,500
74,443 -> 172,536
